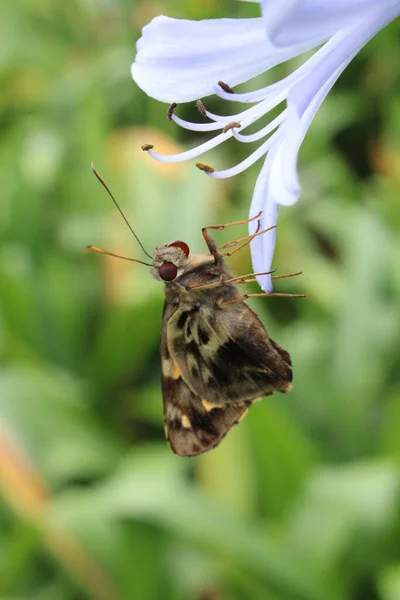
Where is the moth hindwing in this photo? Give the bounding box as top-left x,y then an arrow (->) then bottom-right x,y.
153,217 -> 303,457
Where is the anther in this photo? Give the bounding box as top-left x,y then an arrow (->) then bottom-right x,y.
223,121 -> 241,134
218,80 -> 234,94
196,162 -> 215,174
196,100 -> 207,117
141,143 -> 154,152
167,103 -> 177,121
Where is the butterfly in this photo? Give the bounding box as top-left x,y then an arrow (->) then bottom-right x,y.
86,164 -> 305,457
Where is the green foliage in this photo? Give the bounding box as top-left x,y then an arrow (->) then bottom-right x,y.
0,2 -> 399,599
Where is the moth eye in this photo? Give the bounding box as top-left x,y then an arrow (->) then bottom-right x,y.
167,240 -> 190,257
159,262 -> 178,282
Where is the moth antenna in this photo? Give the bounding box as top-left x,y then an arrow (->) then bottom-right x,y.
91,162 -> 153,259
84,245 -> 152,267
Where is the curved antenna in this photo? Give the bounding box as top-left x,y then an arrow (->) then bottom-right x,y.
91,162 -> 153,259
84,246 -> 152,267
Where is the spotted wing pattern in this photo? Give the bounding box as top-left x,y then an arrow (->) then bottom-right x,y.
160,299 -> 291,457
166,301 -> 292,404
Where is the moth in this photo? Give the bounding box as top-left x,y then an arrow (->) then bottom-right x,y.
87,164 -> 305,457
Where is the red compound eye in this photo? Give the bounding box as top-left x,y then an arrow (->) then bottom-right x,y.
167,240 -> 190,257
159,262 -> 178,282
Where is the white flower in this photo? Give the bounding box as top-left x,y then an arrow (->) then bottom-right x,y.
132,0 -> 400,291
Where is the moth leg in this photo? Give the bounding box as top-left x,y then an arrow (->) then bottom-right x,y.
217,291 -> 307,307
187,270 -> 302,292
186,275 -> 224,291
271,271 -> 303,281
225,270 -> 302,284
219,224 -> 277,258
217,220 -> 261,250
226,270 -> 275,284
187,270 -> 275,291
202,211 -> 262,259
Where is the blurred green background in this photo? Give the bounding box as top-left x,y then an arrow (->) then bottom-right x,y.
1,1 -> 400,599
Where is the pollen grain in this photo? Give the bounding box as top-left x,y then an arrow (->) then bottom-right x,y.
196,100 -> 207,116
223,121 -> 241,134
196,162 -> 215,174
167,103 -> 177,121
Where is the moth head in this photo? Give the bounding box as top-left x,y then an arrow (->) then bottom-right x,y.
152,240 -> 190,282
86,166 -> 215,285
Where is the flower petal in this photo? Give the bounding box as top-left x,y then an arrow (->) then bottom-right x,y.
261,0 -> 300,45
249,154 -> 279,292
131,15 -> 330,103
267,7 -> 400,206
261,0 -> 400,47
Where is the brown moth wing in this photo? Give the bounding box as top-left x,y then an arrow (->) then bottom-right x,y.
166,300 -> 292,405
163,377 -> 251,456
160,301 -> 250,456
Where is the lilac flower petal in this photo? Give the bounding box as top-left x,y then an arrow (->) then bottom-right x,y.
261,0 -> 400,47
261,0 -> 300,45
212,17 -> 367,106
267,7 -> 400,206
267,58 -> 355,206
131,15 -> 330,103
248,153 -> 280,292
132,2 -> 400,285
267,61 -> 352,205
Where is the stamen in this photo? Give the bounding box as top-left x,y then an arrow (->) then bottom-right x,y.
223,121 -> 241,134
233,111 -> 287,143
144,92 -> 287,168
196,100 -> 207,117
214,76 -> 293,103
145,128 -> 235,163
235,92 -> 287,129
167,102 -> 177,121
204,102 -> 261,123
196,162 -> 215,173
142,74 -> 290,174
207,129 -> 283,179
218,80 -> 234,94
204,90 -> 286,126
171,113 -> 223,132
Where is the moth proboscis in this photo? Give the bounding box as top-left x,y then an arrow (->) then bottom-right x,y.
86,164 -> 306,457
